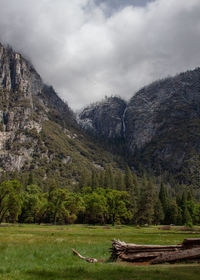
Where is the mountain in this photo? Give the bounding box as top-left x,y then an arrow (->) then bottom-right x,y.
126,70 -> 200,172
78,68 -> 200,185
1,41 -> 200,188
0,43 -> 123,187
78,96 -> 126,139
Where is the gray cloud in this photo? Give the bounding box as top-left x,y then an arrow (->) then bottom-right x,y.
0,0 -> 200,110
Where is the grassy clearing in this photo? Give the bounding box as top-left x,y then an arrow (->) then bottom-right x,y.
0,224 -> 200,279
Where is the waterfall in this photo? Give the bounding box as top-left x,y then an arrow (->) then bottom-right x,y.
122,106 -> 127,137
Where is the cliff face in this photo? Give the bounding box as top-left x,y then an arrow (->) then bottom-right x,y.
78,68 -> 200,175
0,43 -> 73,120
78,97 -> 126,139
0,43 -> 121,182
0,44 -> 45,171
2,41 -> 200,184
126,69 -> 200,168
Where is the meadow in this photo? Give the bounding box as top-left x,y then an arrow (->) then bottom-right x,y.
0,224 -> 200,280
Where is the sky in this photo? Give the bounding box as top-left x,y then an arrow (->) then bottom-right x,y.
0,0 -> 200,110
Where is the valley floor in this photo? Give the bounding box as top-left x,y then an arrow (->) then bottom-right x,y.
0,224 -> 200,280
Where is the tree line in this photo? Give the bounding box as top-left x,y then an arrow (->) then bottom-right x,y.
0,166 -> 200,226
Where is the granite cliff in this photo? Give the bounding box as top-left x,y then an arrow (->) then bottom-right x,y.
78,96 -> 126,139
78,68 -> 200,182
0,43 -> 122,186
1,41 -> 200,185
0,43 -> 73,172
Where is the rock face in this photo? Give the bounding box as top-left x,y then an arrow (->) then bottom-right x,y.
77,97 -> 126,139
2,41 -> 200,183
0,43 -> 123,185
78,68 -> 200,174
126,69 -> 200,169
0,44 -> 83,174
0,43 -> 73,120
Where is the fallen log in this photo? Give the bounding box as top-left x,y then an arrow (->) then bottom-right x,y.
182,238 -> 200,249
110,238 -> 200,264
72,238 -> 200,265
151,247 -> 200,264
110,240 -> 183,261
119,252 -> 164,262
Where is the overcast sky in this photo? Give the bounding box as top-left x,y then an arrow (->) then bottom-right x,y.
0,0 -> 200,110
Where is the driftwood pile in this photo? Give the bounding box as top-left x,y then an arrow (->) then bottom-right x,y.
110,239 -> 200,264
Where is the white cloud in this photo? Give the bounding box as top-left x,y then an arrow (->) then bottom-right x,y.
0,0 -> 200,109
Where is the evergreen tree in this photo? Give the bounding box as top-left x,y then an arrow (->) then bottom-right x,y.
194,204 -> 200,225
181,191 -> 187,211
176,207 -> 183,225
159,183 -> 168,212
104,166 -> 114,188
187,190 -> 193,201
91,170 -> 99,189
79,168 -> 88,189
98,171 -> 105,188
124,166 -> 133,192
187,190 -> 195,223
137,177 -> 155,225
183,206 -> 193,227
168,200 -> 179,225
176,194 -> 182,208
132,173 -> 139,198
153,198 -> 164,225
114,171 -> 125,190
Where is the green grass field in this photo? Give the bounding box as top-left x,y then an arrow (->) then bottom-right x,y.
0,224 -> 200,280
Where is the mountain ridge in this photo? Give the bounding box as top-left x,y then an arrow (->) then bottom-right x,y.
78,67 -> 200,185
0,42 -> 124,187
1,41 -> 200,187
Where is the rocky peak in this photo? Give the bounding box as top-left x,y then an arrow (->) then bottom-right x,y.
77,96 -> 127,139
0,43 -> 73,120
0,43 -> 74,172
126,68 -> 200,155
78,67 -> 200,175
0,43 -> 42,104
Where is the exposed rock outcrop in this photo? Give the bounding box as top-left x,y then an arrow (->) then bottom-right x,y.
78,68 -> 200,176
0,43 -> 123,182
126,69 -> 200,154
77,96 -> 126,139
0,43 -> 72,171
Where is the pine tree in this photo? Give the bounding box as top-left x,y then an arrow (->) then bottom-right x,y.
176,194 -> 182,208
91,170 -> 99,189
137,177 -> 155,225
168,200 -> 179,225
104,166 -> 114,188
79,168 -> 88,189
124,166 -> 133,192
98,171 -> 104,188
181,191 -> 187,208
132,173 -> 139,197
159,182 -> 169,223
153,198 -> 164,225
114,171 -> 125,190
183,207 -> 193,227
187,190 -> 193,201
187,190 -> 195,222
159,183 -> 168,212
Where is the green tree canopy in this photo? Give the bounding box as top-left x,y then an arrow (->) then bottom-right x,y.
0,180 -> 23,223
